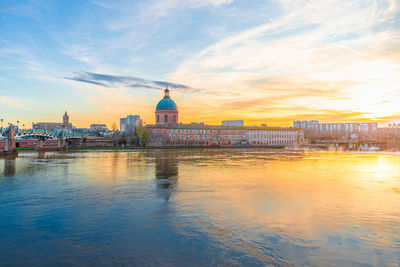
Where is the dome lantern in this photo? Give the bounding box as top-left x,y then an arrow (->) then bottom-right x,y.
164,84 -> 170,99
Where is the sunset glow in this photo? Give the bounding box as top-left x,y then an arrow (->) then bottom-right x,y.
1,0 -> 399,127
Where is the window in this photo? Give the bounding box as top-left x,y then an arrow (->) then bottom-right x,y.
173,115 -> 176,122
164,114 -> 168,123
157,115 -> 160,123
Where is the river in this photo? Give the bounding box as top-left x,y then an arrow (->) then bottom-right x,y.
1,149 -> 399,266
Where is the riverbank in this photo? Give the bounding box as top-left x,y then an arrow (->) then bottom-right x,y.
66,144 -> 287,150
11,144 -> 287,152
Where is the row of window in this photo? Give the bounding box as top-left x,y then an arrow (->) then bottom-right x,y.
149,136 -> 301,145
148,128 -> 246,134
253,140 -> 297,145
170,135 -> 246,140
150,134 -> 166,139
150,134 -> 246,140
250,134 -> 297,139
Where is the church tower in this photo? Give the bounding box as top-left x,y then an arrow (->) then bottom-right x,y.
63,111 -> 69,125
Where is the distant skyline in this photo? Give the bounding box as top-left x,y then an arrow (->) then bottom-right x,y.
1,0 -> 399,128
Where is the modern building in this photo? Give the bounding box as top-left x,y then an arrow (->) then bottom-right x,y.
222,120 -> 244,126
294,120 -> 377,138
90,124 -> 107,132
120,115 -> 141,132
147,89 -> 304,146
293,120 -> 319,129
33,111 -> 73,131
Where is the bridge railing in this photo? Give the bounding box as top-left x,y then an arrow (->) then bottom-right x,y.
0,128 -> 84,138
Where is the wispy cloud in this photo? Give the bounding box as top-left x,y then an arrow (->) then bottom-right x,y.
0,1 -> 42,19
1,0 -> 400,127
0,94 -> 41,111
67,72 -> 195,92
170,0 -> 400,123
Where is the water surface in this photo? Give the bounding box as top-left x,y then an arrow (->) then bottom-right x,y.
1,149 -> 399,266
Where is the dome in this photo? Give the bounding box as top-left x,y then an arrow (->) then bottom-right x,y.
155,88 -> 178,111
156,98 -> 178,111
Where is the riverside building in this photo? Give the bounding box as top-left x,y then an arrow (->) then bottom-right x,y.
33,111 -> 73,131
293,120 -> 377,138
247,127 -> 304,145
147,88 -> 303,146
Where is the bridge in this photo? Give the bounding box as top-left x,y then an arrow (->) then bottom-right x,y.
1,127 -> 85,155
0,128 -> 83,140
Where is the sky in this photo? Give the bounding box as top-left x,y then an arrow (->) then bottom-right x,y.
0,0 -> 399,129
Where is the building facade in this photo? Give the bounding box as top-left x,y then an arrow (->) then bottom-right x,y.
293,120 -> 319,129
90,124 -> 107,132
376,126 -> 400,139
120,115 -> 141,132
147,124 -> 247,146
247,127 -> 304,145
33,111 -> 73,131
147,89 -> 304,147
294,120 -> 377,138
222,120 -> 244,126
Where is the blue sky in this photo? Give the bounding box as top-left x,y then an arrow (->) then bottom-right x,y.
1,0 -> 399,128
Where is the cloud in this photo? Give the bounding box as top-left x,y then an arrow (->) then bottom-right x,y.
0,1 -> 42,19
66,71 -> 198,93
0,94 -> 41,111
169,0 -> 400,123
67,77 -> 107,87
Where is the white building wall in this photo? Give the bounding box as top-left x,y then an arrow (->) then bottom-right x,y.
247,129 -> 303,145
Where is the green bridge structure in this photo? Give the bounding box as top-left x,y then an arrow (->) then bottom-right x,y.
1,127 -> 85,155
0,127 -> 84,141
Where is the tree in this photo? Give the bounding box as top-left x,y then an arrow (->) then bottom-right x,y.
136,125 -> 147,146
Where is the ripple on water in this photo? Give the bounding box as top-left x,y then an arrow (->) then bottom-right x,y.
0,149 -> 400,266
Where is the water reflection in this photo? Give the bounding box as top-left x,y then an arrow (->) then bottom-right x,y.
154,150 -> 178,200
0,149 -> 399,266
3,154 -> 17,177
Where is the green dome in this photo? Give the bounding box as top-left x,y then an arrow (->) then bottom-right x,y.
156,98 -> 177,111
